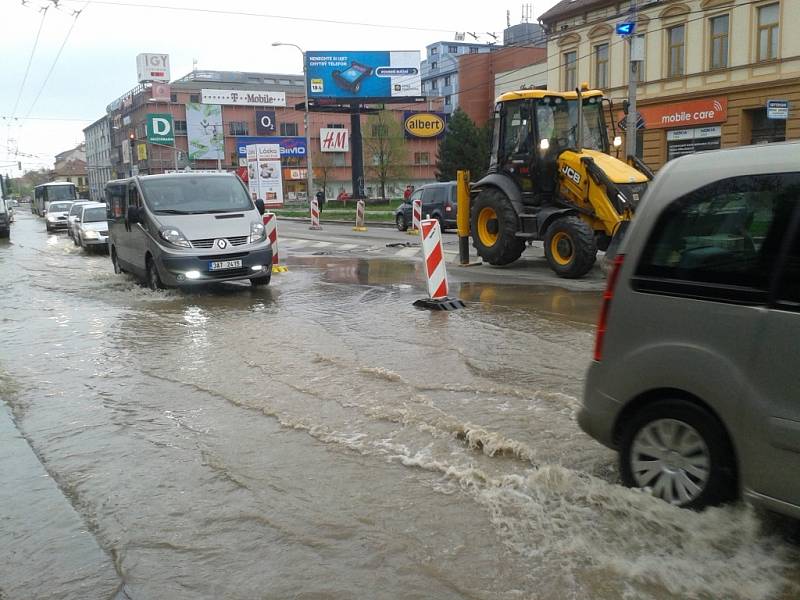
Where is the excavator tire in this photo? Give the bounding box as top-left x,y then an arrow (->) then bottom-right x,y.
470,187 -> 526,266
543,215 -> 597,278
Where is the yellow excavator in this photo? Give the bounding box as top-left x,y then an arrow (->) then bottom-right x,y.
470,85 -> 652,278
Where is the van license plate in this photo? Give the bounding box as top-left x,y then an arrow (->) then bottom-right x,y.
209,259 -> 243,271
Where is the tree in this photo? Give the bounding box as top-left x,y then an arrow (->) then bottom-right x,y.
363,110 -> 408,200
435,108 -> 491,182
312,148 -> 335,199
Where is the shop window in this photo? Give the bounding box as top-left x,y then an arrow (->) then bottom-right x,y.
595,43 -> 609,89
757,3 -> 779,62
667,126 -> 721,161
414,152 -> 430,165
175,120 -> 187,134
563,51 -> 577,91
747,108 -> 786,144
710,15 -> 729,70
667,25 -> 685,77
280,123 -> 299,136
228,121 -> 248,136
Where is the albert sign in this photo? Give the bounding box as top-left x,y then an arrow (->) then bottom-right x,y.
403,111 -> 446,139
146,114 -> 175,145
136,53 -> 170,83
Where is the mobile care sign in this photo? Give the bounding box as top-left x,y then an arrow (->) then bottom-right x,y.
306,51 -> 421,102
146,114 -> 175,145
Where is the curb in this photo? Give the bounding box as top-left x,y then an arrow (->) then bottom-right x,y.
274,216 -> 398,229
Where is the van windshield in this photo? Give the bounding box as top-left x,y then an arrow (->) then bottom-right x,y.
139,175 -> 253,215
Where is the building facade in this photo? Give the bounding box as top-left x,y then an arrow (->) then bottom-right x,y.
96,70 -> 442,203
53,143 -> 88,198
420,41 -> 494,114
84,116 -> 113,203
540,0 -> 799,170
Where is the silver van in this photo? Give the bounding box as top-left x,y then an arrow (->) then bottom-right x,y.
106,173 -> 272,289
580,141 -> 799,516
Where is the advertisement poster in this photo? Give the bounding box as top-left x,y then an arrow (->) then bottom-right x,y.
235,136 -> 306,159
246,144 -> 284,207
186,103 -> 224,161
306,51 -> 421,101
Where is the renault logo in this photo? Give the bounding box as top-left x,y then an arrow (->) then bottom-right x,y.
215,239 -> 228,249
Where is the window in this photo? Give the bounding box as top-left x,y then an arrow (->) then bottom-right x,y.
430,79 -> 438,93
595,43 -> 609,89
332,153 -> 346,167
371,124 -> 388,137
189,94 -> 200,103
431,61 -> 438,70
469,47 -> 479,54
175,120 -> 187,134
448,45 -> 458,53
326,123 -> 344,129
668,25 -> 685,77
280,123 -> 299,136
748,108 -> 787,144
229,121 -> 248,136
502,100 -> 533,159
444,75 -> 451,87
106,183 -> 126,219
371,153 -> 381,165
170,93 -> 177,103
777,220 -> 800,305
430,47 -> 439,56
421,82 -> 426,92
414,152 -> 430,165
563,51 -> 577,91
757,3 -> 779,61
634,173 -> 800,303
709,15 -> 729,69
278,79 -> 291,85
445,95 -> 451,106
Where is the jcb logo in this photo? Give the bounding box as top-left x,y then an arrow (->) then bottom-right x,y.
560,165 -> 581,185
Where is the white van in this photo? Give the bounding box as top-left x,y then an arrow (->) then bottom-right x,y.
107,173 -> 272,289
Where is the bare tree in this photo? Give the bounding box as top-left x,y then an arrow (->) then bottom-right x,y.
363,110 -> 408,200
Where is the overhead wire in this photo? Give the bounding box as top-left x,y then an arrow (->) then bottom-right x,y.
10,4 -> 49,120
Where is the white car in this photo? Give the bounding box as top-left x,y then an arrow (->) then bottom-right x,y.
75,203 -> 109,252
44,201 -> 74,232
67,200 -> 91,241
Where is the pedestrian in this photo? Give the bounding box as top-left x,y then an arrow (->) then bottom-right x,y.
403,185 -> 412,201
315,189 -> 325,213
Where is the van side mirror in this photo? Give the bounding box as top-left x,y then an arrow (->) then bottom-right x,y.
254,198 -> 265,215
127,206 -> 140,224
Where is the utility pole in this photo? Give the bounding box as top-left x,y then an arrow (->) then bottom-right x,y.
625,0 -> 641,159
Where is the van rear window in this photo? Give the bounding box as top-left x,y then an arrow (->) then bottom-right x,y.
635,173 -> 800,295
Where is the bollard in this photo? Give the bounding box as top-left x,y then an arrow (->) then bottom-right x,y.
263,212 -> 288,273
353,199 -> 367,232
457,169 -> 481,266
309,198 -> 322,230
408,197 -> 422,235
413,218 -> 465,311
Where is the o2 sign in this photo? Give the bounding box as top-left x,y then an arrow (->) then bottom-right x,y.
256,110 -> 276,135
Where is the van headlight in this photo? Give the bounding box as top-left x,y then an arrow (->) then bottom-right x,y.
250,221 -> 266,244
159,227 -> 191,248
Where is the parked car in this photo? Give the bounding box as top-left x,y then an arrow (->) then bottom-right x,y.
0,197 -> 11,238
395,182 -> 458,232
44,201 -> 74,232
67,200 -> 92,241
107,173 -> 272,290
75,202 -> 109,252
580,141 -> 800,517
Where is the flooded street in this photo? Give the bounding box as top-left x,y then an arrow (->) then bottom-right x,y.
1,211 -> 798,600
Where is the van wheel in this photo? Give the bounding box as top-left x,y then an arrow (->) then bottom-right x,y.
111,248 -> 124,274
543,215 -> 597,278
396,214 -> 408,232
146,258 -> 165,291
619,399 -> 737,510
250,272 -> 271,286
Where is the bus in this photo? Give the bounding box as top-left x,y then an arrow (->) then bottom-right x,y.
33,182 -> 78,216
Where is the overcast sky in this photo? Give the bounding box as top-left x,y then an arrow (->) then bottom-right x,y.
1,0 -> 561,175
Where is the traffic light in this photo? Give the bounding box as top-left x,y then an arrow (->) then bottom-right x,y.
622,100 -> 630,115
17,161 -> 22,170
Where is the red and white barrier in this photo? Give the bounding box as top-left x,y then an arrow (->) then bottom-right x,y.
419,218 -> 449,299
353,199 -> 367,231
309,198 -> 322,230
262,212 -> 288,272
411,197 -> 422,232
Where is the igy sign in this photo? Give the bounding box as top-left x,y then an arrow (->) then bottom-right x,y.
146,113 -> 175,145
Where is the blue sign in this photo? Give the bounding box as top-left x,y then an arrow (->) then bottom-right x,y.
767,99 -> 789,120
616,22 -> 635,36
235,137 -> 307,158
306,51 -> 421,101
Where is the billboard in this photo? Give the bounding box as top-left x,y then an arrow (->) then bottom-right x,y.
201,89 -> 286,107
146,114 -> 174,145
246,144 -> 284,206
403,112 -> 446,139
186,103 -> 223,161
255,110 -> 277,135
320,128 -> 349,152
136,53 -> 170,83
235,136 -> 306,158
151,83 -> 171,102
306,51 -> 421,102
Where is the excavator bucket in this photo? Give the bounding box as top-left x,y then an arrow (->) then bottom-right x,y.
602,221 -> 630,272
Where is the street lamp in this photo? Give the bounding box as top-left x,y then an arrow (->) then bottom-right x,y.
272,42 -> 314,203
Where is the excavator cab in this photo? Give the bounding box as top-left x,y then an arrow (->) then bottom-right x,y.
472,88 -> 650,278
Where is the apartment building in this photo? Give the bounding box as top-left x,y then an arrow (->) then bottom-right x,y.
420,41 -> 494,114
84,116 -> 113,203
540,0 -> 799,170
